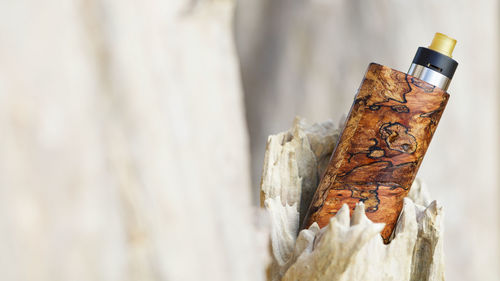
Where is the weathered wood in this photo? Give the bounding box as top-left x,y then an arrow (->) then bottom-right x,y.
261,117 -> 444,281
303,64 -> 449,243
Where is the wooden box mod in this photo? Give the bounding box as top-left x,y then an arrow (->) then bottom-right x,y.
302,63 -> 450,243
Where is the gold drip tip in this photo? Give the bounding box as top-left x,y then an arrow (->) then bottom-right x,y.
428,32 -> 457,58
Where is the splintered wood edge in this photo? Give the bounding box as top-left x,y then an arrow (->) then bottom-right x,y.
260,117 -> 444,281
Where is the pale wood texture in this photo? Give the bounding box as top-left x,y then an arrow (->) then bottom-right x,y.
237,1 -> 499,279
261,118 -> 444,281
0,1 -> 266,280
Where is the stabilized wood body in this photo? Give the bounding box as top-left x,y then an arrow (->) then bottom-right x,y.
303,63 -> 449,242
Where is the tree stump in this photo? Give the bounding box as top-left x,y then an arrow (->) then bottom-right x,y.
260,117 -> 444,281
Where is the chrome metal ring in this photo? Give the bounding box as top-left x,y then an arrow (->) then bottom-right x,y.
408,63 -> 451,91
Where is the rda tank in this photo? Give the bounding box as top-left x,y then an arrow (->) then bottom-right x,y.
302,33 -> 458,243
408,33 -> 458,91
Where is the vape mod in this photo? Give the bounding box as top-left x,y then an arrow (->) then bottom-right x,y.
303,33 -> 458,243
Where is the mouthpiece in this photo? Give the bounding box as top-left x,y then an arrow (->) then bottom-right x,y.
429,32 -> 457,58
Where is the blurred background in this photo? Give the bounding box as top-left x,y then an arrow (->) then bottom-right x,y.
0,0 -> 498,280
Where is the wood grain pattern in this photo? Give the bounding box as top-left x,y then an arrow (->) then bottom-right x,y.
302,63 -> 449,243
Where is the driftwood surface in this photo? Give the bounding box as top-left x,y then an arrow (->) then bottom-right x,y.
261,117 -> 444,281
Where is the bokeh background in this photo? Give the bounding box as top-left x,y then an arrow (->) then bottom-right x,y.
0,0 -> 498,280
